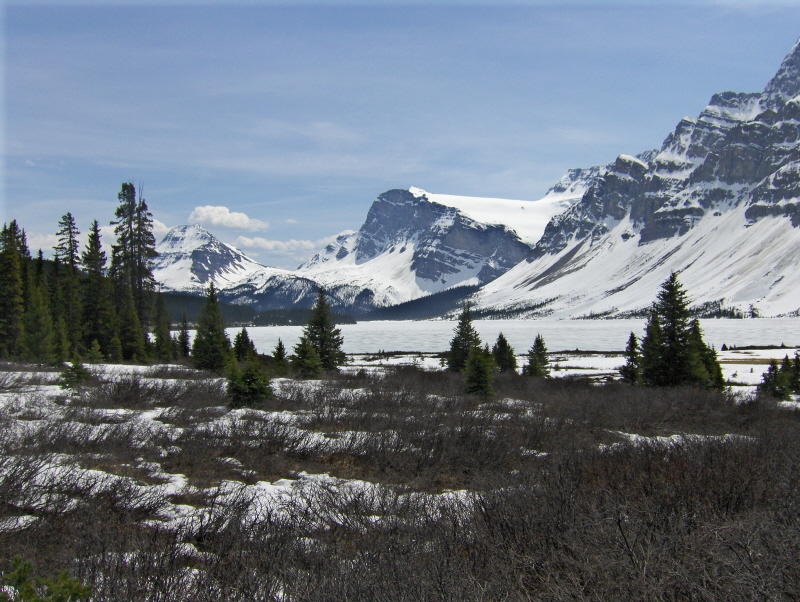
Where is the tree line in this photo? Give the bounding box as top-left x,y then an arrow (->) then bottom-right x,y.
0,183 -> 160,364
445,272 -> 726,398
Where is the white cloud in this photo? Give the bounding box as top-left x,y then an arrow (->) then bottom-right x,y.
285,218 -> 299,225
188,205 -> 268,231
152,219 -> 171,239
235,236 -> 318,255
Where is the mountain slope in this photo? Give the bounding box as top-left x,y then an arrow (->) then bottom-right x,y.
473,38 -> 800,318
296,187 -> 572,307
153,225 -> 272,292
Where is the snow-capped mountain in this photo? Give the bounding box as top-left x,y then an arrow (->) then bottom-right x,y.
155,38 -> 800,319
296,187 -> 573,306
472,39 -> 800,318
153,225 -> 270,292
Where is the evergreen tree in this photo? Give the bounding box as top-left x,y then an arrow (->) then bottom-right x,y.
641,310 -> 665,386
191,284 -> 230,372
303,289 -> 345,371
80,220 -> 116,356
117,285 -> 148,363
447,303 -> 481,372
491,332 -> 517,373
111,182 -> 157,331
22,277 -> 55,364
152,293 -> 174,362
53,315 -> 70,363
464,345 -> 496,398
758,359 -> 790,400
52,215 -> 83,356
0,221 -> 26,358
54,212 -> 80,271
176,313 -> 191,359
108,336 -> 124,363
227,356 -> 272,408
233,327 -> 257,361
791,353 -> 800,394
640,274 -> 722,388
86,339 -> 104,363
291,335 -> 323,379
272,338 -> 289,376
619,332 -> 642,384
523,334 -> 549,377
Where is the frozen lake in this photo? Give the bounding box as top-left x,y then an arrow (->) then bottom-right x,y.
226,318 -> 800,355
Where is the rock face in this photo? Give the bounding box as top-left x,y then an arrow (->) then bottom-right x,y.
298,188 -> 543,307
474,38 -> 800,318
153,225 -> 269,292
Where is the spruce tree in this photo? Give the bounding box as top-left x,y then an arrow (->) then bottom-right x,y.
650,272 -> 692,386
22,277 -> 55,364
111,182 -> 157,331
619,332 -> 641,384
152,293 -> 174,362
191,284 -> 230,372
0,222 -> 26,358
117,285 -> 148,363
233,327 -> 257,361
291,335 -> 323,378
523,334 -> 549,377
758,359 -> 790,400
176,313 -> 191,359
81,220 -> 116,356
641,310 -> 665,386
447,303 -> 481,372
640,274 -> 722,389
227,356 -> 272,408
303,289 -> 345,371
491,332 -> 517,373
272,338 -> 289,376
464,345 -> 496,398
53,214 -> 83,356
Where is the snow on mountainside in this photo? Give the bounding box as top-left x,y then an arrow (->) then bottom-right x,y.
472,37 -> 800,318
297,187 -> 569,307
154,225 -> 278,292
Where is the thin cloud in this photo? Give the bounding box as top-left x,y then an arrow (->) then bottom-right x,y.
235,236 -> 318,255
189,205 -> 268,231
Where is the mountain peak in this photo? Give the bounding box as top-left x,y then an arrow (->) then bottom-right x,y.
158,224 -> 216,254
762,37 -> 800,109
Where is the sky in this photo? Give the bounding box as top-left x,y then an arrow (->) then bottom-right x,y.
3,1 -> 800,268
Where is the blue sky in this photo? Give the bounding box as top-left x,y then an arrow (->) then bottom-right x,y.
3,1 -> 799,268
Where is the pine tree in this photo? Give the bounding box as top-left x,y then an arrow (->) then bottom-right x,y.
491,332 -> 517,373
619,332 -> 641,384
54,212 -> 80,271
81,220 -> 116,356
22,277 -> 55,364
0,222 -> 26,358
86,339 -> 104,364
117,285 -> 148,363
464,345 -> 497,398
291,335 -> 323,379
191,284 -> 230,372
303,289 -> 345,371
758,359 -> 790,400
641,310 -> 665,386
227,356 -> 272,408
648,272 -> 692,386
152,293 -> 174,362
176,313 -> 191,359
272,338 -> 289,376
53,315 -> 71,363
791,353 -> 800,394
53,214 -> 83,356
111,182 -> 157,332
640,274 -> 722,389
523,334 -> 549,377
447,303 -> 481,372
233,327 -> 257,361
